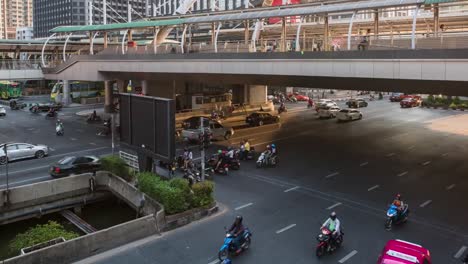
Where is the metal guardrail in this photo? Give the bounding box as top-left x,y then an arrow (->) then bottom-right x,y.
0,59 -> 45,70
119,151 -> 139,173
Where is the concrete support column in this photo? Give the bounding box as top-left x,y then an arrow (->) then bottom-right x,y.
248,85 -> 267,105
374,9 -> 379,40
103,32 -> 108,49
434,3 -> 439,37
244,20 -> 249,45
324,15 -> 329,51
281,17 -> 286,52
141,80 -> 148,95
62,80 -> 71,106
104,80 -> 114,113
116,80 -> 126,93
211,23 -> 215,45
89,32 -> 93,54
144,80 -> 177,99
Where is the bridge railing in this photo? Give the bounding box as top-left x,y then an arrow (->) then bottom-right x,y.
0,59 -> 45,70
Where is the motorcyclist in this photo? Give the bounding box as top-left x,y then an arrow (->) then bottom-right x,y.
321,211 -> 341,250
263,145 -> 272,165
56,119 -> 64,135
239,141 -> 246,160
392,194 -> 405,216
307,98 -> 314,108
270,144 -> 278,164
31,103 -> 39,113
47,107 -> 56,117
182,147 -> 193,170
226,146 -> 235,160
279,102 -> 286,113
244,139 -> 251,159
228,215 -> 246,253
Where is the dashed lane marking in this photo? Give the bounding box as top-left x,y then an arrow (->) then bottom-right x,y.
284,186 -> 300,193
386,153 -> 395,157
419,200 -> 432,208
276,224 -> 296,234
441,153 -> 449,157
422,161 -> 431,166
70,137 -> 77,141
235,203 -> 253,211
367,185 -> 380,192
359,162 -> 369,167
89,142 -> 97,146
326,202 -> 342,210
454,246 -> 467,259
446,184 -> 456,191
338,250 -> 358,263
325,172 -> 339,178
397,171 -> 408,177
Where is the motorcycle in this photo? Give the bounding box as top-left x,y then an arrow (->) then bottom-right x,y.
29,105 -> 40,114
184,167 -> 201,185
385,204 -> 409,230
256,152 -> 278,168
278,106 -> 287,114
218,228 -> 252,261
316,227 -> 344,258
56,124 -> 64,136
45,110 -> 57,119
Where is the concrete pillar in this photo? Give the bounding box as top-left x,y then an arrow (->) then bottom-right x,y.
374,9 -> 379,40
141,80 -> 148,95
116,80 -> 126,93
144,80 -> 177,99
89,32 -> 93,54
244,20 -> 249,45
104,80 -> 114,113
434,4 -> 439,37
211,23 -> 216,45
128,30 -> 133,41
62,80 -> 71,105
103,32 -> 108,49
248,85 -> 267,105
324,15 -> 329,51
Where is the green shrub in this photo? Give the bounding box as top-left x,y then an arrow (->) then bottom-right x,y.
169,178 -> 193,205
191,181 -> 215,208
449,102 -> 457,109
427,94 -> 435,103
100,155 -> 133,182
9,221 -> 78,255
453,96 -> 461,105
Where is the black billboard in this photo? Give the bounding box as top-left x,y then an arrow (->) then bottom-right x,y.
119,94 -> 175,163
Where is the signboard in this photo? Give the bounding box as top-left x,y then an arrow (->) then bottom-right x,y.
119,93 -> 175,163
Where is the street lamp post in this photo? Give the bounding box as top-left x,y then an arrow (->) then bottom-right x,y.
200,117 -> 205,181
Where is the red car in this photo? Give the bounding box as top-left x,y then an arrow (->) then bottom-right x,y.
289,92 -> 309,101
400,96 -> 422,108
377,240 -> 431,264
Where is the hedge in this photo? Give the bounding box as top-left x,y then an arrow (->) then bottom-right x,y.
137,173 -> 214,215
9,221 -> 79,255
100,155 -> 133,182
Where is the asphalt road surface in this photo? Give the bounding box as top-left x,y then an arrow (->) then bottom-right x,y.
74,99 -> 468,264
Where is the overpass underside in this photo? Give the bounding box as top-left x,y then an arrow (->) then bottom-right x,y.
44,49 -> 468,96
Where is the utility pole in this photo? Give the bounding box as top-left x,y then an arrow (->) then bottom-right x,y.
88,1 -> 93,25
200,117 -> 205,181
2,144 -> 9,205
111,113 -> 115,155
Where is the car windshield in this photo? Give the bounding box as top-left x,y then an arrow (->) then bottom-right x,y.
58,157 -> 75,165
340,110 -> 349,113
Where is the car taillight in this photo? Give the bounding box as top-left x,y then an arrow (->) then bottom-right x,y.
54,167 -> 60,173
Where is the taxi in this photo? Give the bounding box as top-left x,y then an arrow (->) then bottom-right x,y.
377,239 -> 431,264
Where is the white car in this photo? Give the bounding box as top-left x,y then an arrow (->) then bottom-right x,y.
316,99 -> 338,110
0,106 -> 6,116
336,109 -> 362,121
0,143 -> 49,165
318,106 -> 340,119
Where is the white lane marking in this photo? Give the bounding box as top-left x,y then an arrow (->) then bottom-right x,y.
419,200 -> 432,208
338,250 -> 358,263
27,128 -> 35,131
70,137 -> 77,141
422,161 -> 431,166
276,224 -> 296,234
235,203 -> 253,211
325,172 -> 339,178
397,171 -> 408,177
327,202 -> 342,210
207,259 -> 219,264
284,186 -> 300,193
367,185 -> 380,191
0,176 -> 51,189
441,153 -> 449,157
89,142 -> 97,146
386,153 -> 395,157
446,184 -> 456,190
359,162 -> 369,167
454,246 -> 467,259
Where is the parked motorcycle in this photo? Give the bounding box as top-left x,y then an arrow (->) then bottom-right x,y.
385,204 -> 409,230
316,227 -> 344,258
218,228 -> 252,261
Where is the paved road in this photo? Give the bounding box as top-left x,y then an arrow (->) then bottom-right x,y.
76,99 -> 468,264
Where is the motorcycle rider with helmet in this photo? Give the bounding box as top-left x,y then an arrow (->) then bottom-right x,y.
321,212 -> 341,250
228,215 -> 246,253
392,194 -> 405,217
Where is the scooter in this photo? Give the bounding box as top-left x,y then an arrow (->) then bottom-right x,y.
218,228 -> 252,261
316,227 -> 344,258
56,124 -> 64,136
256,152 -> 278,168
385,204 -> 409,230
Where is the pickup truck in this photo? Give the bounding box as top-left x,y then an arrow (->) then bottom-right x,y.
182,121 -> 234,142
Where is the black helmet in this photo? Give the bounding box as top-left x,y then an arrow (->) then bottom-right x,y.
235,215 -> 243,224
330,212 -> 337,220
184,147 -> 188,151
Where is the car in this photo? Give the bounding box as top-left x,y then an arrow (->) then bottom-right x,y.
315,99 -> 338,111
377,239 -> 431,264
336,109 -> 362,121
0,143 -> 49,165
390,93 -> 406,102
50,156 -> 101,178
0,106 -> 6,116
400,96 -> 422,108
346,98 -> 368,108
182,120 -> 234,141
31,102 -> 63,112
182,116 -> 211,129
289,92 -> 309,101
318,106 -> 341,118
246,112 -> 280,126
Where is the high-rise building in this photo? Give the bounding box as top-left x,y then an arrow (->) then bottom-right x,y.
0,0 -> 33,39
33,0 -> 150,38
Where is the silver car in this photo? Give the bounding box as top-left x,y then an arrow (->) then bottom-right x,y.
0,143 -> 49,165
0,106 -> 6,116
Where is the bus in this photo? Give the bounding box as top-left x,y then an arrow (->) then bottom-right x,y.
0,81 -> 22,100
51,81 -> 104,101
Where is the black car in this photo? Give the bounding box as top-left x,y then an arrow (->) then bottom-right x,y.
50,156 -> 101,178
246,112 -> 280,126
32,103 -> 63,112
182,116 -> 211,129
